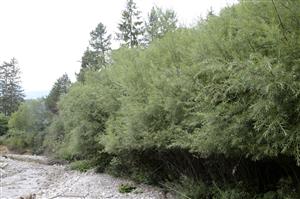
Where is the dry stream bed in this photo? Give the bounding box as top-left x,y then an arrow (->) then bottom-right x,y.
0,154 -> 173,199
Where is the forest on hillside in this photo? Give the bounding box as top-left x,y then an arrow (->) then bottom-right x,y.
1,0 -> 300,198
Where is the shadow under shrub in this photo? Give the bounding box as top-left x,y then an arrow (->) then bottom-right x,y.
105,148 -> 300,198
105,151 -> 166,185
0,114 -> 8,136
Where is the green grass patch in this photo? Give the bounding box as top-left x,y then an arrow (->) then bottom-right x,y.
118,183 -> 137,193
69,160 -> 95,172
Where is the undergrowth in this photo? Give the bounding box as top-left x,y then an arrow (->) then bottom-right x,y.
69,160 -> 95,172
118,183 -> 137,193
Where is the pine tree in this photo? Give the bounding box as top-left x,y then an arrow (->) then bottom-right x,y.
116,0 -> 144,48
77,48 -> 100,82
90,22 -> 112,54
77,23 -> 111,82
0,58 -> 24,116
89,22 -> 112,68
80,47 -> 99,70
0,61 -> 9,115
45,74 -> 71,114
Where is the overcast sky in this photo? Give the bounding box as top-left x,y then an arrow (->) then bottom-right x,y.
0,0 -> 236,99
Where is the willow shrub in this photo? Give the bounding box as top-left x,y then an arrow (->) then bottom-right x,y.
55,71 -> 121,160
53,0 -> 300,191
6,99 -> 51,153
100,2 -> 300,165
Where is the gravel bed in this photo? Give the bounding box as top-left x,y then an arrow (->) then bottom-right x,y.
0,155 -> 173,199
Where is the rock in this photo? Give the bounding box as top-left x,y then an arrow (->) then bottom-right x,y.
19,193 -> 36,199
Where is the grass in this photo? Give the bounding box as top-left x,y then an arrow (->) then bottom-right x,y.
69,160 -> 95,172
118,183 -> 137,193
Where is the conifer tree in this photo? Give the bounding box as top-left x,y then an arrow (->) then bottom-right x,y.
77,23 -> 111,82
45,74 -> 71,114
90,22 -> 112,55
0,58 -> 24,116
116,0 -> 144,48
89,22 -> 112,68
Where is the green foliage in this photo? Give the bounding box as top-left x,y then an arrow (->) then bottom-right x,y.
7,99 -> 51,153
164,176 -> 209,199
0,58 -> 24,116
118,183 -> 136,193
145,6 -> 177,43
105,157 -> 126,177
89,22 -> 111,53
101,28 -> 198,153
0,113 -> 8,136
57,71 -> 120,160
69,160 -> 95,172
77,23 -> 111,82
212,186 -> 252,199
211,177 -> 300,199
7,1 -> 300,198
97,0 -> 300,165
77,48 -> 97,82
92,152 -> 113,173
116,0 -> 144,47
45,74 -> 71,113
9,99 -> 51,133
42,115 -> 65,154
108,159 -> 152,184
5,130 -> 34,153
165,177 -> 300,199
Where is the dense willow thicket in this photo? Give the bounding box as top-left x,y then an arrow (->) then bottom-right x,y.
5,0 -> 300,198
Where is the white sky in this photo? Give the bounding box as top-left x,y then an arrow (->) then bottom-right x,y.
0,0 -> 236,98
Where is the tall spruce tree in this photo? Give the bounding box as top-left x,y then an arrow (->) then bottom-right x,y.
89,22 -> 111,68
145,7 -> 177,43
116,0 -> 144,48
45,74 -> 71,114
90,22 -> 112,55
77,23 -> 111,82
0,58 -> 24,116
